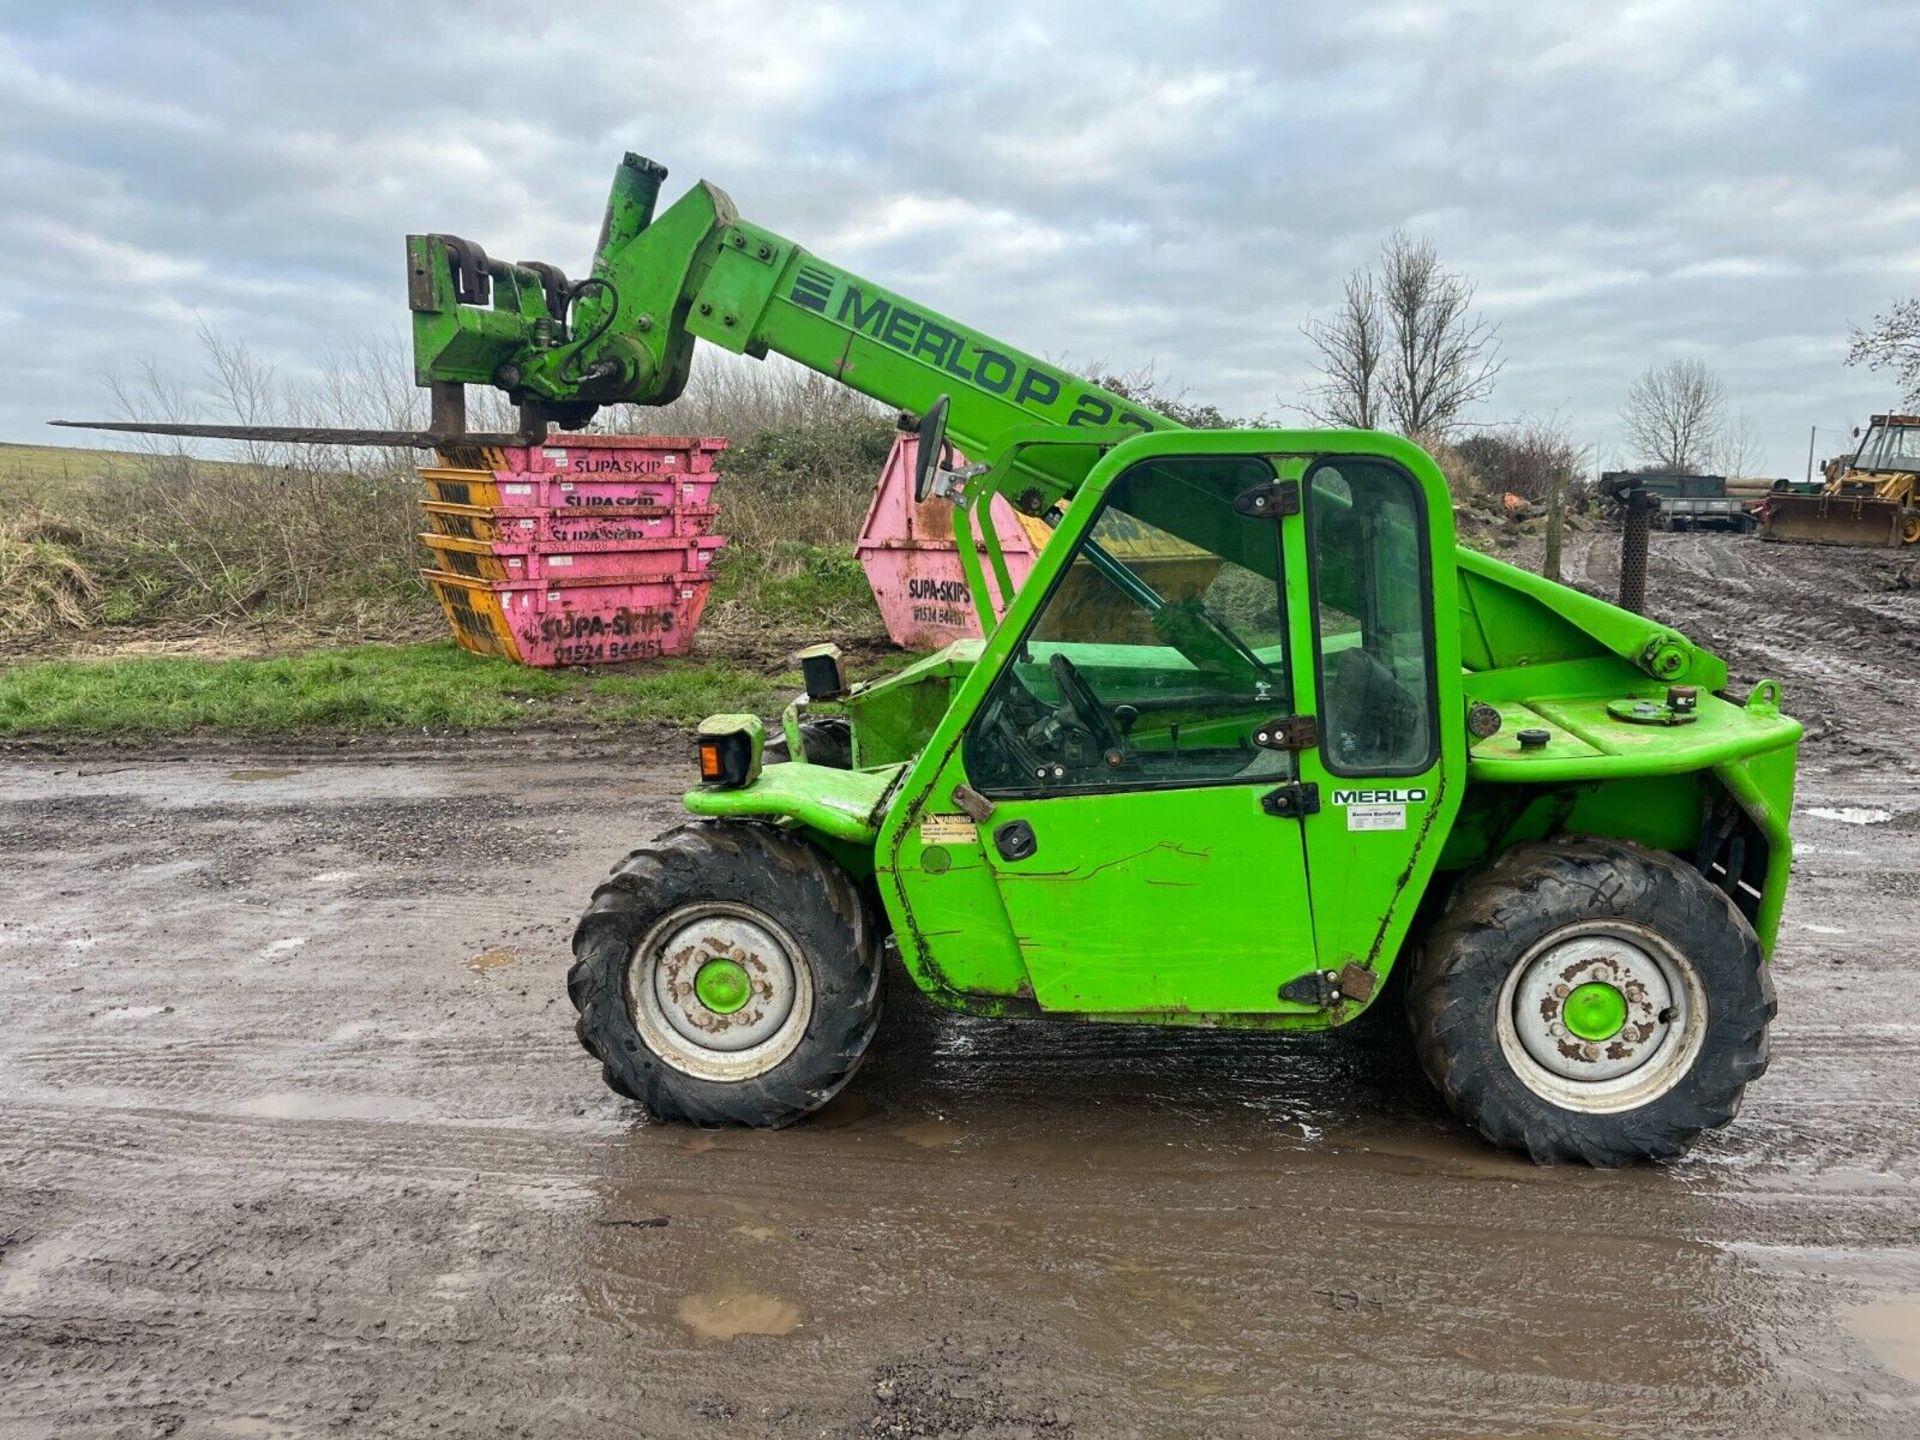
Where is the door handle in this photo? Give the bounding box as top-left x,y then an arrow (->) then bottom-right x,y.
993,819 -> 1038,861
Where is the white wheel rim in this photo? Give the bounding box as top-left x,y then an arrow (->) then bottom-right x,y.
626,902 -> 814,1082
1495,920 -> 1708,1114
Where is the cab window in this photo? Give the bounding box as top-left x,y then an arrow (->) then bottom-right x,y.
1306,458 -> 1435,775
963,456 -> 1292,794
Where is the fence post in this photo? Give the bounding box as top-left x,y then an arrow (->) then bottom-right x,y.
1543,469 -> 1566,583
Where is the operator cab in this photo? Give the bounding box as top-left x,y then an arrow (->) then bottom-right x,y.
891,428 -> 1459,1019
1849,414 -> 1920,475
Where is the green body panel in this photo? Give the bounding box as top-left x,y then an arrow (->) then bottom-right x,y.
952,785 -> 1314,1015
1713,736 -> 1799,951
1455,550 -> 1723,687
406,153 -> 1803,1026
834,644 -> 982,768
683,761 -> 902,845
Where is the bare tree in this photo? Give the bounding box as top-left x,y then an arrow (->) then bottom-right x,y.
1376,230 -> 1503,436
1620,359 -> 1724,471
1713,411 -> 1764,479
1301,269 -> 1386,428
1846,297 -> 1920,407
1514,414 -> 1589,582
1301,233 -> 1500,437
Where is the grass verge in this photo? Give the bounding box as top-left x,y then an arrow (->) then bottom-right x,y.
0,641 -> 798,738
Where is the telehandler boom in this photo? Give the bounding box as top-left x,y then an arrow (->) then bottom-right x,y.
66,153 -> 1801,1164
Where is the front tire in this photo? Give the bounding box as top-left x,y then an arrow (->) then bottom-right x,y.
1409,837 -> 1774,1165
569,823 -> 881,1126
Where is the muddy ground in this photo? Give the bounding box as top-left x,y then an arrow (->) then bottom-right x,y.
2,530 -> 1918,1439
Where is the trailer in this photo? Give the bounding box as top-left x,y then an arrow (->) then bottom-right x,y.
1600,472 -> 1753,533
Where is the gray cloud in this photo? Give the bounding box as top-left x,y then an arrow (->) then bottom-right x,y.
2,0 -> 1916,476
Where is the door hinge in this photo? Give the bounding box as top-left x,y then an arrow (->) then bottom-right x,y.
1233,480 -> 1301,519
1278,962 -> 1379,1009
1253,714 -> 1318,751
1260,781 -> 1320,818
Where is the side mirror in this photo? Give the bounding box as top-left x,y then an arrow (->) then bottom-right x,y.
913,395 -> 953,503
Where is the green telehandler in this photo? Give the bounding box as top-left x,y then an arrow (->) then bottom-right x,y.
67,154 -> 1800,1164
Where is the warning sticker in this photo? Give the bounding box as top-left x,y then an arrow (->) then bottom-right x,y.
920,814 -> 978,846
1347,803 -> 1406,832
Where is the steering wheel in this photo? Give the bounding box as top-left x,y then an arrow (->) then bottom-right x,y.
1048,653 -> 1125,759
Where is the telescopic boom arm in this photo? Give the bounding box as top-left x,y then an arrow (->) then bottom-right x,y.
408,153 -> 1176,483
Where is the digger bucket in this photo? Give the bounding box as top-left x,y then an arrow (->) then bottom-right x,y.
1760,491 -> 1910,548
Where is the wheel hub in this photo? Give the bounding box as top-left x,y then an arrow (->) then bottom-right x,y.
627,904 -> 815,1080
1495,921 -> 1708,1113
1563,980 -> 1628,1042
694,956 -> 753,1015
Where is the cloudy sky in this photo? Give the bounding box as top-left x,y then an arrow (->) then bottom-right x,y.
3,0 -> 1916,476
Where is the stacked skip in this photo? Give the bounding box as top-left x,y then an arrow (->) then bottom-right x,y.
419,434 -> 728,667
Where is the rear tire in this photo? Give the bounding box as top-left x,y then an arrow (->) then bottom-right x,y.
1409,836 -> 1773,1165
569,822 -> 881,1126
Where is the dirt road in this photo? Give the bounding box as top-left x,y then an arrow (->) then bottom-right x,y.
4,532 -> 1919,1438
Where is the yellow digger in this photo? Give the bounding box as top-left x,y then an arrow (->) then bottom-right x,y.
1761,413 -> 1920,547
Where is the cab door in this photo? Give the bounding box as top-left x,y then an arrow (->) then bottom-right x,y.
952,453 -> 1320,1016
1287,455 -> 1452,986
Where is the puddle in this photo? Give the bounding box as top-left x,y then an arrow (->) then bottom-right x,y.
1850,1299 -> 1920,1382
807,1091 -> 873,1129
895,1119 -> 963,1149
227,768 -> 300,782
1323,1127 -> 1538,1180
466,946 -> 523,973
233,1091 -> 432,1123
93,1004 -> 173,1024
676,1285 -> 802,1340
1806,807 -> 1892,826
